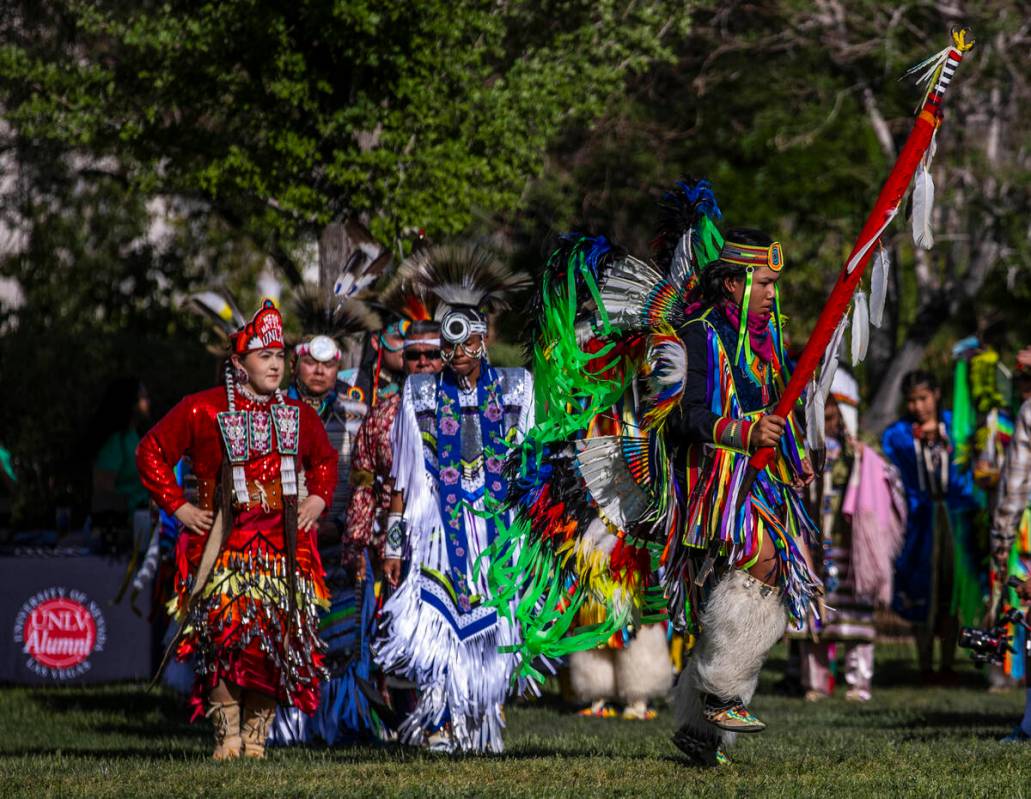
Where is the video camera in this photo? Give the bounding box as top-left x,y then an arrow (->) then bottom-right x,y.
958,576 -> 1031,667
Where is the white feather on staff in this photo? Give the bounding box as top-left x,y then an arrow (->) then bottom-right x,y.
805,374 -> 826,452
870,244 -> 890,328
807,316 -> 848,453
819,315 -> 848,400
851,290 -> 870,366
912,163 -> 935,250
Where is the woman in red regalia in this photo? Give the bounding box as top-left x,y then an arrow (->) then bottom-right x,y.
137,299 -> 338,760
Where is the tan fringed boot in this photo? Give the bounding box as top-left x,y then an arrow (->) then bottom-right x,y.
241,692 -> 277,759
207,700 -> 242,761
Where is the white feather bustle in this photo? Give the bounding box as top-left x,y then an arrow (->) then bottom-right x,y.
575,438 -> 650,531
597,256 -> 666,330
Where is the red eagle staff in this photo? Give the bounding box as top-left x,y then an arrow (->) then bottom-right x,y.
747,29 -> 975,481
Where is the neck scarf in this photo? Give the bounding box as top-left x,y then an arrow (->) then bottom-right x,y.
432,361 -> 509,613
720,300 -> 774,364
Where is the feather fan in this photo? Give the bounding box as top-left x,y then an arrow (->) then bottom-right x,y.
187,290 -> 244,334
332,219 -> 393,300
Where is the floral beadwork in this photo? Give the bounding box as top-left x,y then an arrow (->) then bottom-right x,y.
271,404 -> 300,455
217,411 -> 249,463
431,363 -> 511,614
249,410 -> 273,456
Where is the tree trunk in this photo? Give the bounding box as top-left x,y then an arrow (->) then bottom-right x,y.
318,222 -> 351,291
863,286 -> 950,436
317,219 -> 388,292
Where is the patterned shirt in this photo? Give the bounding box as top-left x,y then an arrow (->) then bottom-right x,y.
344,392 -> 400,560
992,399 -> 1031,555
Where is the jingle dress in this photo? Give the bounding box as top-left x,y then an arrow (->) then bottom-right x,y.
137,385 -> 338,719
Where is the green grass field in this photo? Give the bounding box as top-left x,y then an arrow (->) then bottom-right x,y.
2,644 -> 1030,798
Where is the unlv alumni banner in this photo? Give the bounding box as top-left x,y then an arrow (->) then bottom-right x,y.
14,587 -> 107,679
1,553 -> 153,684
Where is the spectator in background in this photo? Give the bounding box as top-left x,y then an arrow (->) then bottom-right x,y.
90,377 -> 152,549
91,377 -> 151,511
798,370 -> 906,702
0,440 -> 16,537
882,370 -> 976,682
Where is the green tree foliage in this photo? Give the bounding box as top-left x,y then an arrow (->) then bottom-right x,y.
1,0 -> 691,277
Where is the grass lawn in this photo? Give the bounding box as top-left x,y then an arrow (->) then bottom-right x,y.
1,643 -> 1030,798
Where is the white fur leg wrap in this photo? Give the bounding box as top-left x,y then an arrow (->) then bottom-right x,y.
568,648 -> 617,704
615,624 -> 673,705
673,570 -> 787,748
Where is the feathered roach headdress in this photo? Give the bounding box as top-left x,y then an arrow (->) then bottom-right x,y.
290,282 -> 381,364
375,267 -> 435,328
397,243 -> 528,314
393,243 -> 530,345
652,178 -> 724,289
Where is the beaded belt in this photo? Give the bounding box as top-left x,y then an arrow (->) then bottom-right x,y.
194,477 -> 283,512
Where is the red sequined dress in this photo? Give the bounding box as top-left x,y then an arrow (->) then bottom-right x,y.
137,385 -> 338,718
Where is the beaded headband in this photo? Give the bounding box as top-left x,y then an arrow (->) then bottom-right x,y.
404,337 -> 441,348
719,240 -> 784,272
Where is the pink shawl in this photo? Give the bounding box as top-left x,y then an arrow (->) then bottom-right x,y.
842,443 -> 907,605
